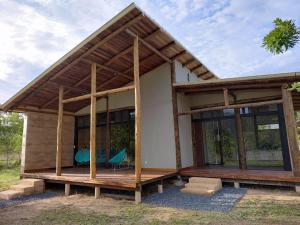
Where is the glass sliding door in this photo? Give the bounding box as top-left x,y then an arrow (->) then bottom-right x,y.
192,104 -> 291,170
197,110 -> 239,168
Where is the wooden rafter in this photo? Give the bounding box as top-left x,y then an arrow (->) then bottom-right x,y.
81,58 -> 133,81
182,58 -> 194,67
41,28 -> 162,109
125,29 -> 172,63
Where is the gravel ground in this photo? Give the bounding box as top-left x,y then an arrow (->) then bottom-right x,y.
143,187 -> 247,212
0,192 -> 58,209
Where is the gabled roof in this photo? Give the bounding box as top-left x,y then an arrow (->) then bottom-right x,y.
1,3 -> 217,113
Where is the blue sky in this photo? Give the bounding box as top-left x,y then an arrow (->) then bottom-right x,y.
1,0 -> 300,103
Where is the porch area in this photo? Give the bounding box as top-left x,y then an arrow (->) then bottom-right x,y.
22,167 -> 177,190
180,167 -> 300,185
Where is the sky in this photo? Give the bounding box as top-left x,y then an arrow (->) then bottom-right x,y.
0,0 -> 300,104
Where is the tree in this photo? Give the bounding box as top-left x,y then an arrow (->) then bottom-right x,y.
262,18 -> 300,54
0,112 -> 23,168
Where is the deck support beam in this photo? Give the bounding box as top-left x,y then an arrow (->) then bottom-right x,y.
282,84 -> 300,176
134,35 -> 142,185
235,108 -> 247,170
56,86 -> 64,176
135,189 -> 142,204
90,63 -> 97,179
171,62 -> 182,170
158,184 -> 163,193
95,186 -> 101,199
65,183 -> 70,196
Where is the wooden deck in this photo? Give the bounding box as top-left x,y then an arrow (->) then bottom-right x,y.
180,167 -> 300,185
22,167 -> 177,190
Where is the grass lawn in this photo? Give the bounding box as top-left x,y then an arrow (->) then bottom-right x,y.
1,191 -> 299,225
0,166 -> 20,191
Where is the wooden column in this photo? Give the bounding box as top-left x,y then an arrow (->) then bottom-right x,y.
90,63 -> 97,179
282,84 -> 300,176
223,88 -> 229,106
56,86 -> 64,176
134,36 -> 141,184
234,108 -> 247,170
170,62 -> 182,170
105,96 -> 111,164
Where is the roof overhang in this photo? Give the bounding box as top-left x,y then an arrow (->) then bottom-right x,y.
175,72 -> 300,93
1,3 -> 217,113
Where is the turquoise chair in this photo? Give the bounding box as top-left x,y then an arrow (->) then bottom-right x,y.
75,148 -> 90,165
108,148 -> 127,168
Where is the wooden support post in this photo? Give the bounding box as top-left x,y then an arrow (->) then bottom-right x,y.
90,63 -> 97,179
106,96 -> 111,164
95,186 -> 101,199
135,189 -> 141,204
56,86 -> 64,176
282,84 -> 300,176
223,88 -> 229,106
65,183 -> 70,196
134,36 -> 142,184
234,182 -> 240,188
158,184 -> 163,193
234,108 -> 247,170
171,62 -> 182,170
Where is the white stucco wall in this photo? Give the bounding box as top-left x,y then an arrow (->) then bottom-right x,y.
76,90 -> 134,115
75,63 -> 177,169
177,93 -> 194,167
175,60 -> 201,83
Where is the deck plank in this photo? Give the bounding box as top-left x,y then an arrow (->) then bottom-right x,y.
22,167 -> 177,190
180,167 -> 300,184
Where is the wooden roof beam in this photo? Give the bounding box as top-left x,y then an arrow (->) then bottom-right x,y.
81,58 -> 133,81
179,99 -> 283,116
125,29 -> 172,63
191,65 -> 202,72
182,58 -> 195,67
62,85 -> 134,104
171,50 -> 186,60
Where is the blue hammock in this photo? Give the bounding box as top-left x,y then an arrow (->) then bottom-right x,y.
108,148 -> 127,166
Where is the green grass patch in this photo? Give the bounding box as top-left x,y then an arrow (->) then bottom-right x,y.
0,166 -> 20,191
25,199 -> 300,225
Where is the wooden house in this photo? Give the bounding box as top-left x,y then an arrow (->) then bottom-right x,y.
1,3 -> 300,202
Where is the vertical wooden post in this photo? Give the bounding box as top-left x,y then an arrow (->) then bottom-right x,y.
282,84 -> 300,176
90,63 -> 97,179
105,96 -> 110,164
56,86 -> 64,176
171,62 -> 182,170
134,36 -> 141,184
234,108 -> 247,170
223,88 -> 229,106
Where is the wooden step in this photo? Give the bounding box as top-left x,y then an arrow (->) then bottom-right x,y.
185,182 -> 222,190
181,187 -> 216,196
189,177 -> 222,185
0,190 -> 23,200
20,179 -> 44,193
11,184 -> 35,195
